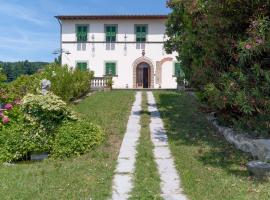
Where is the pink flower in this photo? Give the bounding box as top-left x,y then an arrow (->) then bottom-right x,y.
2,116 -> 10,124
4,103 -> 13,110
256,38 -> 263,44
14,99 -> 21,105
245,44 -> 252,50
0,112 -> 4,118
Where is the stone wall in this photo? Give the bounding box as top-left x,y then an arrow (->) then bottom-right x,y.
207,113 -> 270,163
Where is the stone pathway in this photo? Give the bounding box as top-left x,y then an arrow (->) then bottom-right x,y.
147,92 -> 188,200
111,91 -> 187,200
111,92 -> 142,200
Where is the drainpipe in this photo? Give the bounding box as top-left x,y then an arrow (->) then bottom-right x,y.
57,17 -> 62,65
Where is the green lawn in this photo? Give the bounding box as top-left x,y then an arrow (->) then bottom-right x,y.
154,91 -> 270,200
0,91 -> 135,200
130,92 -> 162,200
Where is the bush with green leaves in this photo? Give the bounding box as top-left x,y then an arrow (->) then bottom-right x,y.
0,123 -> 25,162
0,63 -> 100,162
0,93 -> 104,163
3,63 -> 94,103
166,0 -> 270,136
0,124 -> 54,163
52,120 -> 105,158
42,64 -> 94,101
22,93 -> 77,132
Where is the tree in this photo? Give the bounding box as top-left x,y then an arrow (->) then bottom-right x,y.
0,61 -> 48,82
166,0 -> 270,135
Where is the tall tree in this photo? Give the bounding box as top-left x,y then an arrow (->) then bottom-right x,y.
166,0 -> 270,134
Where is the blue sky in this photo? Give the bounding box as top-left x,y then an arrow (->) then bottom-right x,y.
0,0 -> 170,62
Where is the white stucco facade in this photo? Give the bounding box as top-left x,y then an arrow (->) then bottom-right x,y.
58,15 -> 178,89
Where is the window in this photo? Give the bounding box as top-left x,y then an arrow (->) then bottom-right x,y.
174,62 -> 184,77
105,25 -> 117,42
135,25 -> 147,42
76,62 -> 88,71
105,62 -> 116,76
76,25 -> 88,42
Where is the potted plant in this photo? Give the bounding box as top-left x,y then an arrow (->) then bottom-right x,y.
106,75 -> 114,91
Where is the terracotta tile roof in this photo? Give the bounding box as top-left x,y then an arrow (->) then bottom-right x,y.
55,15 -> 168,20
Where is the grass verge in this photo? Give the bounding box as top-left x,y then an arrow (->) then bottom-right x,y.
129,92 -> 162,200
0,91 -> 134,200
154,91 -> 270,200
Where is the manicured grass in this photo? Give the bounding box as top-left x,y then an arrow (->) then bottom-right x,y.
0,91 -> 135,200
154,91 -> 270,200
130,92 -> 162,200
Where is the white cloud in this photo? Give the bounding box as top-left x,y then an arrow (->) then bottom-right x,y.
0,2 -> 48,26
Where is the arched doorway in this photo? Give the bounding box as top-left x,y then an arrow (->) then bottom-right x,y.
136,62 -> 151,88
132,56 -> 154,88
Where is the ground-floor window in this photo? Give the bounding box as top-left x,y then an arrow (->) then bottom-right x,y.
105,62 -> 117,76
76,62 -> 88,71
174,62 -> 185,77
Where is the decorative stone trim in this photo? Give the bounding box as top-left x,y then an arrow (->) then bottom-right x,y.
160,57 -> 173,65
156,57 -> 173,86
132,56 -> 154,88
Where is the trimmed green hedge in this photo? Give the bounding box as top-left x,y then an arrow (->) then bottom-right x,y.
52,120 -> 104,159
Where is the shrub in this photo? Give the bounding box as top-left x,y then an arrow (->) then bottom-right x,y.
42,64 -> 94,101
0,122 -> 29,162
0,116 -> 55,163
0,102 -> 23,129
7,74 -> 41,99
2,63 -> 94,103
22,93 -> 77,132
52,120 -> 105,158
166,0 -> 270,136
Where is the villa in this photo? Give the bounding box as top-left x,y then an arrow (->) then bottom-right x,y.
56,15 -> 180,89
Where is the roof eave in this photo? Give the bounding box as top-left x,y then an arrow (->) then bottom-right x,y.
55,15 -> 168,20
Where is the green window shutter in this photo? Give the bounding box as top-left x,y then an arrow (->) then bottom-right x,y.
105,62 -> 116,76
105,63 -> 110,75
175,63 -> 184,77
76,62 -> 88,71
136,25 -> 147,42
76,25 -> 88,42
136,26 -> 141,42
111,63 -> 116,75
106,25 -> 117,42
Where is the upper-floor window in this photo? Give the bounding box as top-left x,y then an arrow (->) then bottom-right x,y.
76,25 -> 88,42
105,25 -> 117,42
135,25 -> 147,42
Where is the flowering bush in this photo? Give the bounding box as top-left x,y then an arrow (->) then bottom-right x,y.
22,93 -> 77,132
0,63 -> 101,163
0,101 -> 23,129
166,0 -> 270,136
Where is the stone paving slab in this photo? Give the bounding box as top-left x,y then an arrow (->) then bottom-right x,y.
116,158 -> 136,173
154,147 -> 172,159
147,92 -> 188,200
112,174 -> 133,200
111,92 -> 142,200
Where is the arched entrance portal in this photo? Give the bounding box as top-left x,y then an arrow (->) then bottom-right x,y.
136,62 -> 151,88
132,56 -> 154,88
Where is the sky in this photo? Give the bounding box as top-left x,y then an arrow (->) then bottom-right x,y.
0,0 -> 170,62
